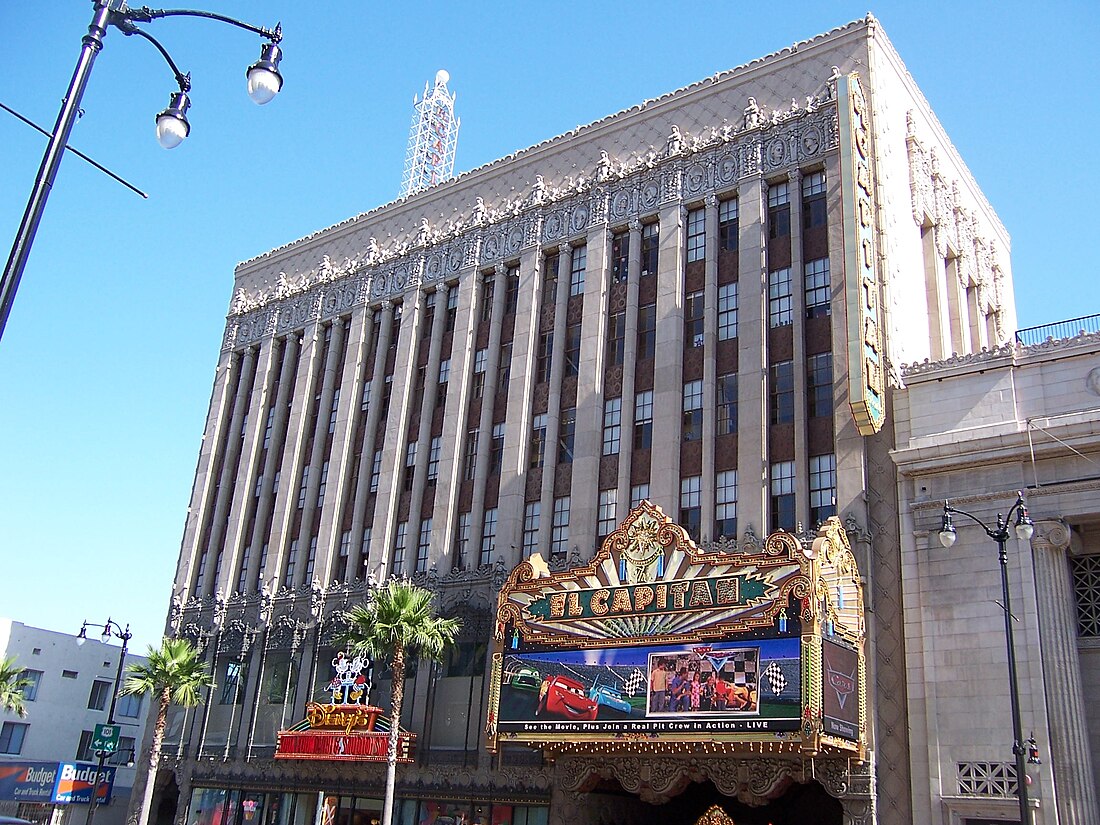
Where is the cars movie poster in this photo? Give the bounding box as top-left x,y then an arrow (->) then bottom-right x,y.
487,501 -> 866,758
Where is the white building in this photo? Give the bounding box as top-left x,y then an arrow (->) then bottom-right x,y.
0,619 -> 149,825
893,323 -> 1100,824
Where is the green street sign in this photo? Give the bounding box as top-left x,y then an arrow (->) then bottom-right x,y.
92,723 -> 120,755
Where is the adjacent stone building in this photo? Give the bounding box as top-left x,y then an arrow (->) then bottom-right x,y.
893,324 -> 1100,825
146,15 -> 1032,825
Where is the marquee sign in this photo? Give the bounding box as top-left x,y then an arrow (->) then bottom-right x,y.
276,656 -> 414,763
838,72 -> 887,436
486,501 -> 866,758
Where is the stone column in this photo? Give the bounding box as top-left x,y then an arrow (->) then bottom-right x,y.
1031,519 -> 1099,825
614,219 -> 642,520
787,168 -> 809,527
468,274 -> 508,565
736,175 -> 767,534
537,243 -> 573,558
203,347 -> 257,597
407,285 -> 451,572
701,194 -> 719,537
244,334 -> 300,592
349,302 -> 395,574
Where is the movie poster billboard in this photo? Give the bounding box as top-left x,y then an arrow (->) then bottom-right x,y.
487,501 -> 866,758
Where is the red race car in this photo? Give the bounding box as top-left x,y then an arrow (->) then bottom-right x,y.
534,675 -> 598,721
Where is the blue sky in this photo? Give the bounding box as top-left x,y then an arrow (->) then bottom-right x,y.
1,2 -> 1097,651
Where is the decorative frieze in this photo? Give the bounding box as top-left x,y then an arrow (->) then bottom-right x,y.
221,89 -> 841,351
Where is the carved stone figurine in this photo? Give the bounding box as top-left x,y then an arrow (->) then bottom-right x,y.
666,125 -> 684,156
744,97 -> 763,129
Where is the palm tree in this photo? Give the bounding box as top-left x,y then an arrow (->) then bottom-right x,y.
0,656 -> 32,718
121,637 -> 214,825
339,579 -> 461,825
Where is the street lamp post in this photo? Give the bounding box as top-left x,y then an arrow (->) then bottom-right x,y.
77,618 -> 133,825
938,492 -> 1035,824
0,0 -> 284,343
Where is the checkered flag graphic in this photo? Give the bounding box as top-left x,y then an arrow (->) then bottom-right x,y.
763,661 -> 787,697
623,668 -> 645,697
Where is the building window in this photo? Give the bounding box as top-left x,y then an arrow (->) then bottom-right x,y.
256,543 -> 268,592
808,353 -> 834,418
719,198 -> 739,251
802,171 -> 827,229
680,476 -> 702,541
438,359 -> 450,385
530,414 -> 547,469
392,521 -> 407,577
480,277 -> 495,323
564,323 -> 581,377
537,332 -> 554,383
297,466 -> 309,509
498,342 -> 512,394
631,484 -> 650,508
683,380 -> 703,442
805,258 -> 831,318
809,454 -> 837,525
522,502 -> 540,555
263,406 -> 275,449
88,680 -> 112,711
598,489 -> 617,541
771,462 -> 796,532
76,730 -> 95,761
453,513 -> 471,570
570,245 -> 587,296
542,253 -> 559,308
641,222 -> 659,275
360,379 -> 373,413
21,670 -> 42,702
686,207 -> 705,263
634,390 -> 654,449
489,424 -> 505,476
304,536 -> 318,582
422,290 -> 437,338
220,661 -> 247,705
416,518 -> 432,573
718,282 -> 738,341
637,302 -> 657,360
404,442 -> 417,491
716,470 -> 737,537
117,692 -> 143,718
559,408 -> 576,464
685,290 -> 704,348
463,429 -> 479,481
768,268 -> 793,327
445,288 -> 458,331
603,397 -> 622,456
369,450 -> 382,493
505,265 -> 520,314
472,348 -> 488,398
770,361 -> 795,424
427,436 -> 441,482
717,373 -> 738,434
283,540 -> 297,588
328,389 -> 340,434
480,508 -> 498,566
611,231 -> 628,282
607,312 -> 626,366
335,531 -> 351,580
109,736 -> 136,766
768,181 -> 791,239
317,460 -> 329,507
551,497 -> 570,558
1071,555 -> 1100,638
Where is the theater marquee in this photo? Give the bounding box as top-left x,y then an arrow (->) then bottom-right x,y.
486,501 -> 866,758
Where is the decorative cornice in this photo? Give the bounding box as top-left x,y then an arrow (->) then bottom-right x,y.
900,329 -> 1100,379
223,103 -> 839,350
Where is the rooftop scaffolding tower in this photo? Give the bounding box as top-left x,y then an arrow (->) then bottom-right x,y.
399,69 -> 459,198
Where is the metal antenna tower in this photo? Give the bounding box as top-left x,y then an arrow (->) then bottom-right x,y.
399,69 -> 459,198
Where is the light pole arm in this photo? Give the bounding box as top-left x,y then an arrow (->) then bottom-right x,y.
122,7 -> 281,43
116,21 -> 191,92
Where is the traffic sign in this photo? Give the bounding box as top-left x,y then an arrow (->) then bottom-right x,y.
92,724 -> 120,755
